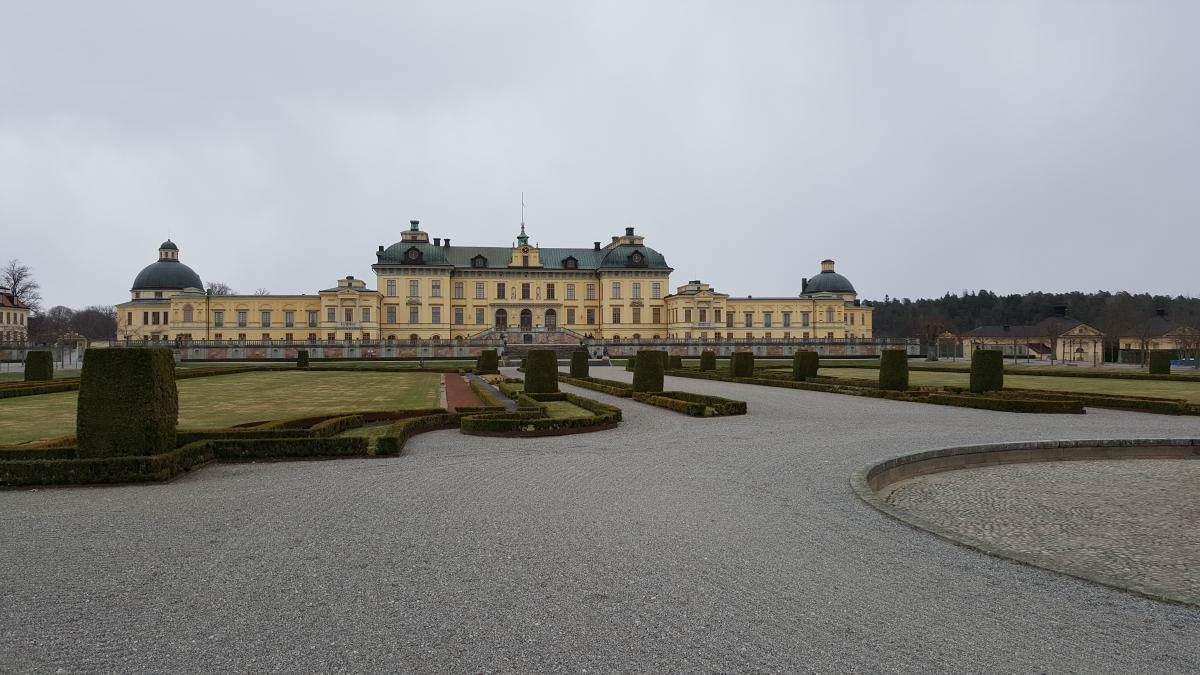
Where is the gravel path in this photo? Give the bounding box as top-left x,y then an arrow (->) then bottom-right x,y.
3,366 -> 1199,673
884,459 -> 1200,604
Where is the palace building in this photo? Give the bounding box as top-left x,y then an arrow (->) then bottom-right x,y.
116,221 -> 873,345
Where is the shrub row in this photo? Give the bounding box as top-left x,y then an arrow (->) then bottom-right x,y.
995,388 -> 1192,415
0,441 -> 214,487
375,413 -> 464,456
558,375 -> 634,397
825,361 -> 1200,382
208,436 -> 371,460
631,391 -> 748,417
459,393 -> 621,435
468,377 -> 506,409
0,381 -> 80,399
924,394 -> 1084,414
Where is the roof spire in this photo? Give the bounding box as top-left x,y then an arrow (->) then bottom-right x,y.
516,192 -> 530,246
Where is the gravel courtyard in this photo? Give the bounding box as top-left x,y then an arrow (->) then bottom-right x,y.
3,366 -> 1199,673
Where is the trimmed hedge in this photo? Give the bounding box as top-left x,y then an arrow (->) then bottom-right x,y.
625,355 -> 636,372
668,354 -> 683,370
559,375 -> 633,397
633,349 -> 665,393
376,413 -> 463,456
970,350 -> 1004,393
24,351 -> 53,381
570,351 -> 590,378
699,350 -> 717,371
468,377 -> 506,409
878,350 -> 909,391
632,391 -> 747,417
0,441 -> 213,487
730,351 -> 754,377
209,436 -> 370,460
477,349 -> 500,374
523,350 -> 559,393
792,351 -> 819,381
0,380 -> 79,399
297,349 -> 309,369
924,394 -> 1084,414
460,393 -> 621,435
77,348 -> 178,459
1148,350 -> 1172,375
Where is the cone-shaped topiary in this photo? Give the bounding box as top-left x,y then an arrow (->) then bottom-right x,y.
570,350 -> 589,378
524,349 -> 559,393
77,347 -> 178,458
668,354 -> 683,370
633,349 -> 665,392
791,350 -> 819,381
970,349 -> 1004,393
699,350 -> 717,371
878,349 -> 909,390
730,351 -> 754,377
476,349 -> 500,374
1148,350 -> 1173,375
296,349 -> 309,369
24,350 -> 53,381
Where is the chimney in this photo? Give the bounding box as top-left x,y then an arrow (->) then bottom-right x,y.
1155,308 -> 1166,317
625,226 -> 635,236
801,278 -> 808,292
1053,304 -> 1067,317
377,245 -> 384,253
444,238 -> 450,247
594,242 -> 601,251
433,237 -> 440,246
409,219 -> 420,230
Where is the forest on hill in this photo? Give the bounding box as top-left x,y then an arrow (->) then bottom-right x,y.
865,290 -> 1200,339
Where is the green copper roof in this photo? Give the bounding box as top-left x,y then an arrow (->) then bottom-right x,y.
375,242 -> 670,271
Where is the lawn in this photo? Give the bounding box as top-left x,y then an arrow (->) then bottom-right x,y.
541,400 -> 594,419
0,370 -> 442,445
0,369 -> 82,383
816,367 -> 1200,403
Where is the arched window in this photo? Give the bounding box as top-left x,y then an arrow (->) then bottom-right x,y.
182,304 -> 193,322
387,334 -> 396,341
544,308 -> 557,329
495,309 -> 508,330
409,333 -> 419,343
632,333 -> 641,340
520,308 -> 533,331
430,335 -> 440,341
612,335 -> 621,341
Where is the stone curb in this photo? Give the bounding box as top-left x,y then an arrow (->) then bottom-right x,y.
851,438 -> 1200,609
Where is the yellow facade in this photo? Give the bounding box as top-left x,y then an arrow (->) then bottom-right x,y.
116,226 -> 871,344
1,289 -> 30,343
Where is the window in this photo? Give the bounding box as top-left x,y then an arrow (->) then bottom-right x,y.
387,279 -> 397,297
826,308 -> 835,323
386,305 -> 397,323
519,283 -> 530,300
431,280 -> 442,298
700,309 -> 707,322
237,310 -> 248,327
566,284 -> 576,300
652,282 -> 662,299
522,255 -> 529,267
361,307 -> 371,322
409,307 -> 419,324
261,311 -> 273,327
632,282 -> 642,299
155,291 -> 163,298
327,307 -> 336,322
151,312 -> 160,325
453,282 -> 463,299
472,255 -> 487,268
496,282 -> 506,299
611,282 -> 621,299
567,308 -> 576,324
182,305 -> 194,322
783,312 -> 791,327
475,307 -> 485,325
715,309 -> 722,323
475,282 -> 485,299
632,307 -> 641,323
684,309 -> 692,322
284,310 -> 295,327
409,280 -> 420,297
454,307 -> 464,324
126,311 -> 133,326
586,284 -> 596,300
763,312 -> 773,328
307,311 -> 318,327
652,307 -> 661,324
546,284 -> 555,300
744,312 -> 753,327
214,333 -> 223,341
262,333 -> 271,341
586,308 -> 596,324
612,307 -> 621,324
214,311 -> 224,327
726,312 -> 734,328
849,313 -> 855,325
802,312 -> 811,327
431,307 -> 441,324
746,332 -> 753,339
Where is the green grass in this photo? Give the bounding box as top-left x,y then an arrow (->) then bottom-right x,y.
541,400 -> 594,419
817,367 -> 1200,403
0,370 -> 442,445
0,369 -> 83,383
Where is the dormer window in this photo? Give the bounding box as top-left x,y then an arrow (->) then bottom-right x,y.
404,246 -> 424,264
626,250 -> 646,267
562,256 -> 578,269
471,254 -> 487,268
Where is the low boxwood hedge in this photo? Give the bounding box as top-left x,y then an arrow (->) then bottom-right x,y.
376,413 -> 464,456
558,375 -> 633,397
0,441 -> 214,487
468,377 -> 506,409
24,351 -> 53,381
208,436 -> 371,460
459,393 -> 621,435
0,380 -> 79,399
632,391 -> 747,417
924,394 -> 1084,414
699,351 -> 716,371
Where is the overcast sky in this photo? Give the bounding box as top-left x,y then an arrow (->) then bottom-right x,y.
2,2 -> 1197,309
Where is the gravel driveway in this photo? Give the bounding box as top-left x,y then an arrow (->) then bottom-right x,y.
3,366 -> 1198,673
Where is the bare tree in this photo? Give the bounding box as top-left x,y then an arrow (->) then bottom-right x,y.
70,305 -> 118,341
29,305 -> 74,343
2,259 -> 43,313
253,288 -> 270,296
915,315 -> 947,361
206,281 -> 235,295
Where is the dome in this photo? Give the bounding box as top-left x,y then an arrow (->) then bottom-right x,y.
131,260 -> 202,291
159,239 -> 178,251
803,260 -> 856,294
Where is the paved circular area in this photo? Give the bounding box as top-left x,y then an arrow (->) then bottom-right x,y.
3,366 -> 1200,673
884,459 -> 1200,605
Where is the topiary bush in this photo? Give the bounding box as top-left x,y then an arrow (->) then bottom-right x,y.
730,351 -> 754,377
699,350 -> 716,371
76,347 -> 179,459
668,354 -> 683,370
632,349 -> 665,393
1148,350 -> 1173,375
24,351 -> 53,381
878,350 -> 909,391
523,349 -> 559,393
791,351 -> 819,381
624,354 -> 636,372
970,349 -> 1005,393
296,349 -> 309,369
570,351 -> 589,378
476,349 -> 500,374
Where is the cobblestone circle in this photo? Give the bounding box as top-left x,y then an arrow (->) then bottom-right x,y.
3,366 -> 1200,673
885,459 -> 1200,604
